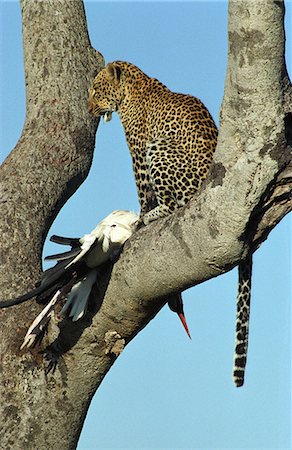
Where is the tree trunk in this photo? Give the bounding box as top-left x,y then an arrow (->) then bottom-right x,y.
0,0 -> 291,449
0,1 -> 104,449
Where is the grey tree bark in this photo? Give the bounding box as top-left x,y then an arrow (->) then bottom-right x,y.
0,1 -> 291,449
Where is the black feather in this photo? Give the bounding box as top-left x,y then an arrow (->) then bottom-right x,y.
50,235 -> 80,247
44,248 -> 81,262
0,258 -> 85,309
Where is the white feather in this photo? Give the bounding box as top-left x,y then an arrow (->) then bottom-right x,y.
61,269 -> 98,321
20,290 -> 61,349
66,210 -> 138,269
65,233 -> 96,268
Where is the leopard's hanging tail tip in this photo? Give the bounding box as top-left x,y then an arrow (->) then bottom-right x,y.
232,254 -> 252,388
233,368 -> 245,387
232,336 -> 247,387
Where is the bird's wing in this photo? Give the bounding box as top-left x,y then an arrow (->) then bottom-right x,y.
65,233 -> 97,268
66,210 -> 139,268
61,269 -> 98,321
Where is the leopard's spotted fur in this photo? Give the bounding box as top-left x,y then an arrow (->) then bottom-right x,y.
88,61 -> 217,223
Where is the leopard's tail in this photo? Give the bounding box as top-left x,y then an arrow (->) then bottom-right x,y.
232,253 -> 252,387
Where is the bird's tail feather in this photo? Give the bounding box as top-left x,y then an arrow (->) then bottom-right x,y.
0,259 -> 78,308
0,284 -> 52,308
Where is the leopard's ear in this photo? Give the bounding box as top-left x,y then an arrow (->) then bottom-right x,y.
105,63 -> 122,84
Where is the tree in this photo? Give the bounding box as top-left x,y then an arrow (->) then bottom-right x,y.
0,1 -> 291,449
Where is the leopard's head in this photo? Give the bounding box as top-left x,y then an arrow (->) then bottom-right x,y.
88,63 -> 123,122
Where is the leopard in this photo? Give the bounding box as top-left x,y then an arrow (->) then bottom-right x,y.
88,61 -> 217,224
88,61 -> 251,387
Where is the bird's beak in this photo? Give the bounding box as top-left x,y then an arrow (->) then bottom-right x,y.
177,312 -> 191,339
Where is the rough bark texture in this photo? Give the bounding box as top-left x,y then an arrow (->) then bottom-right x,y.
0,1 -> 104,449
0,1 -> 291,449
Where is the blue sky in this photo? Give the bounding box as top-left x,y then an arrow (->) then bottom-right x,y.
0,1 -> 291,449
